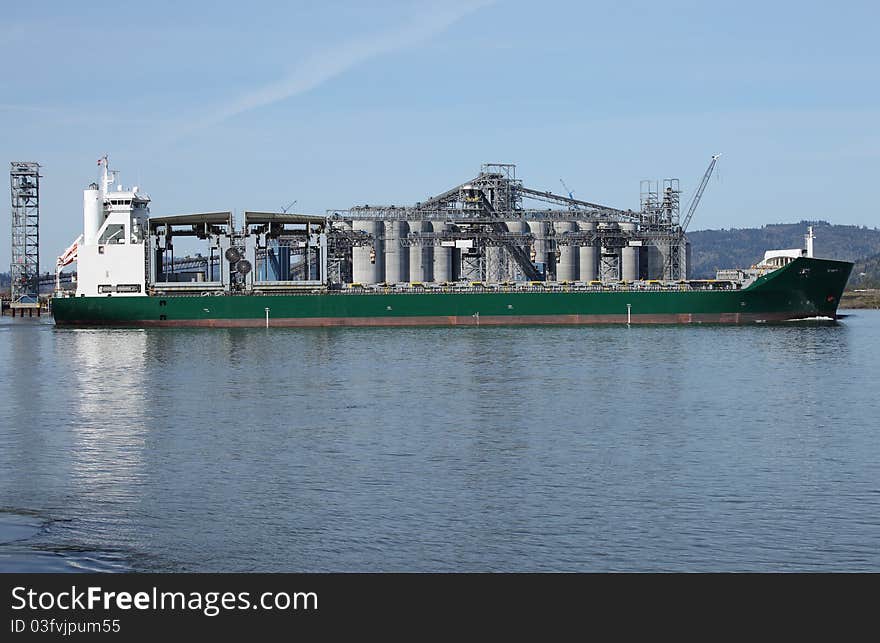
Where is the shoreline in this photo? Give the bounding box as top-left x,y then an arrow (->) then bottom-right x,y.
841,289 -> 880,309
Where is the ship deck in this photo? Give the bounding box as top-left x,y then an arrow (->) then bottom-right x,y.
143,279 -> 745,297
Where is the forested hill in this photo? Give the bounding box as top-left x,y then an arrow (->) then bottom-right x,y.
851,253 -> 880,288
688,221 -> 880,280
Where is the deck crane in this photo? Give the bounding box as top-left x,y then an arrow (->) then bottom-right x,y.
664,154 -> 721,280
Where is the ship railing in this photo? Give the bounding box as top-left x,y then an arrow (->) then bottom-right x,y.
252,280 -> 325,290
328,280 -> 743,294
151,281 -> 224,293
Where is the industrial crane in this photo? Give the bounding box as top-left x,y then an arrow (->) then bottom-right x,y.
559,178 -> 581,212
663,154 -> 721,280
681,154 -> 720,234
559,179 -> 574,200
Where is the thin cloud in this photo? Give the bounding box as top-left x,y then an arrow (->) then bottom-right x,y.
180,1 -> 494,137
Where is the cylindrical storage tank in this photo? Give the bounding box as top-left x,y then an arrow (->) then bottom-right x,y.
553,221 -> 579,281
352,220 -> 383,284
619,221 -> 637,279
528,221 -> 549,270
433,223 -> 453,283
384,220 -> 409,284
653,238 -> 677,280
83,185 -> 103,246
578,222 -> 598,281
622,245 -> 639,282
580,246 -> 599,281
647,243 -> 664,280
505,220 -> 528,242
409,221 -> 433,283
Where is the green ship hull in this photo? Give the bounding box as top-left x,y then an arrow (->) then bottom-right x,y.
52,257 -> 852,327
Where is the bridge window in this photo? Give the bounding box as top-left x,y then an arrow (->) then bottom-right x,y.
98,223 -> 125,244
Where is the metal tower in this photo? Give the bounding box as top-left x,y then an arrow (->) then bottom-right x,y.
10,162 -> 41,305
664,154 -> 720,280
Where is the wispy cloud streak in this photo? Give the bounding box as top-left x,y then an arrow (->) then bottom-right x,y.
186,1 -> 494,135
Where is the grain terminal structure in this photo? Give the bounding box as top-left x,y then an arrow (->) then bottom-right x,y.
328,162 -> 697,287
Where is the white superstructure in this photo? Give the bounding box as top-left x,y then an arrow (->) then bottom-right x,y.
73,157 -> 150,297
756,247 -> 806,269
752,226 -> 817,270
716,225 -> 819,285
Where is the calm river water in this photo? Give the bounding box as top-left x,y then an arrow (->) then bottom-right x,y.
1,311 -> 878,571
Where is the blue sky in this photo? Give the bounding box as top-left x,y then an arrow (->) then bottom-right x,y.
2,0 -> 878,268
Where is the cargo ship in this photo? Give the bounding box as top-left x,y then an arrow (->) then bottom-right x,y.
52,159 -> 853,327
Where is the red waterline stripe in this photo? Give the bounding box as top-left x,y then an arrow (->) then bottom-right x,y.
55,311 -> 830,328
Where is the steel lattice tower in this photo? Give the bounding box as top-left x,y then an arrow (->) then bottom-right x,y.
10,162 -> 41,304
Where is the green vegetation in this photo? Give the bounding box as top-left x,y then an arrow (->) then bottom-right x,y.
850,252 -> 880,289
689,221 -> 880,282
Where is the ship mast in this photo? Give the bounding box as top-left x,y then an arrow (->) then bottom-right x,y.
98,155 -> 117,196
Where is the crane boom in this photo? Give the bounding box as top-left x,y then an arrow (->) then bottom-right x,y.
681,154 -> 720,233
559,178 -> 574,200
